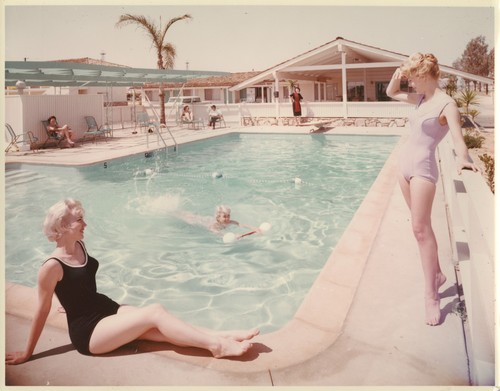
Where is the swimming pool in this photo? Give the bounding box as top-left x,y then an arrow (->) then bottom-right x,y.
5,133 -> 398,333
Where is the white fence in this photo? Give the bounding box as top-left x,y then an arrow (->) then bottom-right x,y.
438,133 -> 495,386
5,95 -> 104,142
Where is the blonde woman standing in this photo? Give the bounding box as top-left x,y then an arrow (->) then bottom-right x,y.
386,53 -> 478,326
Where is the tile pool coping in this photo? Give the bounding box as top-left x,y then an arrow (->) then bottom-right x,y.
5,125 -> 406,373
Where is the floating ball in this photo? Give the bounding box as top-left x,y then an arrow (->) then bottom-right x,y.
223,232 -> 237,243
144,168 -> 154,176
294,177 -> 302,184
259,222 -> 272,233
212,171 -> 223,179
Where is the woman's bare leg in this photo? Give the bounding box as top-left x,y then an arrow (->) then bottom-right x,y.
399,176 -> 446,325
408,177 -> 446,325
89,304 -> 256,357
60,126 -> 74,145
117,305 -> 259,342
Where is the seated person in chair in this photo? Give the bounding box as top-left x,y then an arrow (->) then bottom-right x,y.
208,105 -> 223,129
181,105 -> 194,124
47,116 -> 75,147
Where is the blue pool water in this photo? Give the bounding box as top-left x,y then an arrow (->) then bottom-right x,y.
5,133 -> 398,333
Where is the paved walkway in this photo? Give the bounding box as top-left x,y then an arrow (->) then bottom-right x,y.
4,125 -> 470,386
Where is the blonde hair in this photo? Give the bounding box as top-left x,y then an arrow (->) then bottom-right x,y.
43,199 -> 84,242
400,53 -> 440,80
215,205 -> 231,217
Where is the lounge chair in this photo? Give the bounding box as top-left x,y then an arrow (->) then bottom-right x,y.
41,120 -> 65,148
137,112 -> 162,133
83,116 -> 111,142
5,123 -> 39,152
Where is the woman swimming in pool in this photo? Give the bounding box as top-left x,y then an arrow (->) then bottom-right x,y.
209,205 -> 261,237
5,199 -> 259,365
386,53 -> 478,326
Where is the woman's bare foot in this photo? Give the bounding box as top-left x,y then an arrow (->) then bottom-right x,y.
424,273 -> 446,326
216,328 -> 260,341
425,296 -> 441,326
210,337 -> 252,358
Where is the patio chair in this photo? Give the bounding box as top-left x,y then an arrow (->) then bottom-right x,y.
41,120 -> 65,148
210,115 -> 226,129
84,116 -> 112,142
5,123 -> 39,152
137,112 -> 162,133
178,113 -> 205,130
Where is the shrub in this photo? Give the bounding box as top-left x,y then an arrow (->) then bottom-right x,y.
479,153 -> 495,194
463,129 -> 485,149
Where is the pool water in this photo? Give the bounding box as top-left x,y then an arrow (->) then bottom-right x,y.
5,133 -> 398,333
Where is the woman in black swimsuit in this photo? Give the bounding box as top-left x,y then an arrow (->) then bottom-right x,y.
6,199 -> 259,364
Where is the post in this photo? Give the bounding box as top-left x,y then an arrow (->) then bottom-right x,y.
273,71 -> 280,120
341,49 -> 347,118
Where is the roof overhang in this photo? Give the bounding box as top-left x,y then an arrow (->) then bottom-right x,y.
230,37 -> 494,91
5,61 -> 230,87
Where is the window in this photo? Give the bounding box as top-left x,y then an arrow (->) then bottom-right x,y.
347,82 -> 364,101
375,82 -> 391,101
283,86 -> 290,100
376,80 -> 410,101
326,83 -> 339,101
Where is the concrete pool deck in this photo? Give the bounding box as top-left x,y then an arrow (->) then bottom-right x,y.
4,124 -> 471,386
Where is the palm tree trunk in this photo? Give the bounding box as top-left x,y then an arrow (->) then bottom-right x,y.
159,82 -> 166,124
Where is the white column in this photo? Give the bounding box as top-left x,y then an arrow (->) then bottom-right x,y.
273,71 -> 280,119
341,50 -> 347,118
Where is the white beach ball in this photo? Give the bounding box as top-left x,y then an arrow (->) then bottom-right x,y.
223,232 -> 237,243
259,222 -> 271,233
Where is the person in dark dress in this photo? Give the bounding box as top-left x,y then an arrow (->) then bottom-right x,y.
289,86 -> 303,125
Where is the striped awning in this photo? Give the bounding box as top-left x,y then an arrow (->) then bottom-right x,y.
5,61 -> 230,87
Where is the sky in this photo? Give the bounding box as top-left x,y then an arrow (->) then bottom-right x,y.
3,1 -> 497,74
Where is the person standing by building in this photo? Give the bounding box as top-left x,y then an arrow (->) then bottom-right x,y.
289,86 -> 303,125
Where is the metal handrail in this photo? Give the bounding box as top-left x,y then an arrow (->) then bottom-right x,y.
143,93 -> 177,153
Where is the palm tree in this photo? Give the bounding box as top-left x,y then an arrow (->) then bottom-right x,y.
116,13 -> 192,124
458,89 -> 479,116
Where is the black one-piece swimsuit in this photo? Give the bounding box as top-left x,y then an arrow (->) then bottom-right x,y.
47,241 -> 120,355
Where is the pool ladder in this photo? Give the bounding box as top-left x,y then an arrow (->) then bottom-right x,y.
143,94 -> 178,155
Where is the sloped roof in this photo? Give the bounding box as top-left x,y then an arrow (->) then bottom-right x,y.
52,57 -> 130,68
4,60 -> 230,87
146,71 -> 262,89
230,37 -> 494,91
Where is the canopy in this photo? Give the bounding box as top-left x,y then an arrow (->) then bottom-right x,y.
5,61 -> 230,87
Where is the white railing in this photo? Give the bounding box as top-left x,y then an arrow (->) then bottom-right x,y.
346,102 -> 412,118
4,95 -> 414,144
438,133 -> 495,386
104,105 -> 135,129
196,101 -> 413,122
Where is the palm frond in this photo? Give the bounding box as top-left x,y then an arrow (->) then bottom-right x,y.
116,14 -> 162,49
160,14 -> 192,43
161,43 -> 176,69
